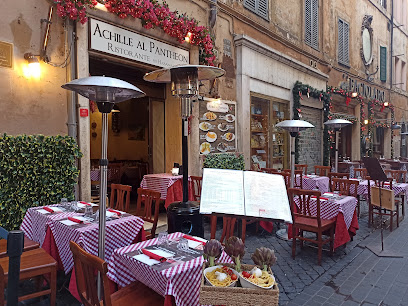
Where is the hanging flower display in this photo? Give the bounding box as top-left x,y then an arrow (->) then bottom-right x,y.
55,0 -> 216,65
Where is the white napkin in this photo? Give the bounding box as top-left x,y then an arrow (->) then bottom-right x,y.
37,207 -> 63,214
60,219 -> 78,226
77,202 -> 98,208
185,236 -> 207,249
106,210 -> 125,218
133,248 -> 175,266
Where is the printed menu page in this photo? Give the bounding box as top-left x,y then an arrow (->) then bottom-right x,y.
199,100 -> 237,155
199,168 -> 245,215
243,171 -> 292,223
199,169 -> 292,223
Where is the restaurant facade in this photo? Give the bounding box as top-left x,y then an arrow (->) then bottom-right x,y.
1,0 -> 408,200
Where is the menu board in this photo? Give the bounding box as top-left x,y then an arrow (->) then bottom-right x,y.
200,168 -> 293,223
199,100 -> 237,155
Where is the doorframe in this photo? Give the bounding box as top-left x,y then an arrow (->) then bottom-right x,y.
148,97 -> 166,174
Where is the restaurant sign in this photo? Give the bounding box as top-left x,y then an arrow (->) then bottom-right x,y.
89,18 -> 189,68
340,75 -> 385,102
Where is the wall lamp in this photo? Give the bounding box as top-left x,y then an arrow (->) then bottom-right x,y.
23,53 -> 41,79
383,101 -> 389,107
351,92 -> 358,98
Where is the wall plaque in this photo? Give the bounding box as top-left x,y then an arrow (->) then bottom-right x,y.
0,41 -> 13,68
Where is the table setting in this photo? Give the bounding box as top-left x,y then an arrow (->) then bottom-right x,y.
296,173 -> 330,194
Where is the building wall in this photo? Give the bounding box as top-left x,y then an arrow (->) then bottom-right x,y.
0,0 -> 69,135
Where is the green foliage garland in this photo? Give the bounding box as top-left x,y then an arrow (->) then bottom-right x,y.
292,81 -> 331,165
0,134 -> 82,230
203,153 -> 245,170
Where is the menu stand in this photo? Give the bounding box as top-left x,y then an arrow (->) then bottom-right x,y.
363,157 -> 403,258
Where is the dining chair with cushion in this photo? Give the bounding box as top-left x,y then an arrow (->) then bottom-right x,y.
288,188 -> 336,265
190,176 -> 203,201
0,247 -> 57,305
367,178 -> 400,232
328,172 -> 350,192
210,215 -> 247,244
109,184 -> 132,212
69,241 -> 164,306
354,168 -> 368,179
136,188 -> 161,239
314,165 -> 331,177
295,164 -> 308,175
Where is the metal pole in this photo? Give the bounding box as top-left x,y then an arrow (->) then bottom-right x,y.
335,130 -> 339,173
97,112 -> 108,297
7,230 -> 24,306
290,135 -> 295,188
182,118 -> 189,203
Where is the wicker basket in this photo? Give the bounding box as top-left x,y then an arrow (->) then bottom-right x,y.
199,263 -> 279,306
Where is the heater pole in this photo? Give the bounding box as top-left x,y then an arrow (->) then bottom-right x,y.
182,118 -> 189,203
335,130 -> 339,173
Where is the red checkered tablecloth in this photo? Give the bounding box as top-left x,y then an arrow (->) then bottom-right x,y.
296,175 -> 330,194
384,183 -> 408,196
294,195 -> 357,229
140,173 -> 186,199
107,232 -> 232,306
49,215 -> 144,273
20,205 -> 77,246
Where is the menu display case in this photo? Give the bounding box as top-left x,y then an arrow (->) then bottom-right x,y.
250,96 -> 289,171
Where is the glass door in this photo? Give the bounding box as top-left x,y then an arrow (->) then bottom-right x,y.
250,96 -> 270,171
149,98 -> 165,173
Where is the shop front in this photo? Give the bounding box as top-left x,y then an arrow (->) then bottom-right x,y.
234,35 -> 328,172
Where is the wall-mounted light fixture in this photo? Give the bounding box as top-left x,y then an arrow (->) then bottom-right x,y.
351,92 -> 358,98
23,53 -> 41,79
364,119 -> 369,125
184,32 -> 192,43
383,101 -> 389,107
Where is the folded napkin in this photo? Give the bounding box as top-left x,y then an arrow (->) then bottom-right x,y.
311,196 -> 329,201
183,235 -> 206,245
79,201 -> 92,206
141,249 -> 167,263
107,209 -> 122,216
68,217 -> 83,223
43,207 -> 63,213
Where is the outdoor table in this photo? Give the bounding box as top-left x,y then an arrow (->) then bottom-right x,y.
348,179 -> 375,196
107,232 -> 232,306
288,195 -> 358,249
140,173 -> 186,200
296,174 -> 330,194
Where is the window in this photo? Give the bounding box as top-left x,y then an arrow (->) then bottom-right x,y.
379,0 -> 387,9
244,0 -> 269,20
394,57 -> 407,91
380,46 -> 387,82
338,18 -> 350,66
393,0 -> 407,29
305,0 -> 319,49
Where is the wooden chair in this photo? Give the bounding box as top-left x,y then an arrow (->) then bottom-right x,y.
354,168 -> 368,179
109,184 -> 132,212
288,188 -> 336,266
282,169 -> 304,189
0,248 -> 57,305
107,163 -> 123,193
0,236 -> 39,258
261,168 -> 280,174
190,176 -> 203,201
385,169 -> 407,183
279,171 -> 291,189
295,164 -> 308,175
314,165 -> 331,177
368,179 -> 399,232
331,178 -> 360,216
69,241 -> 164,306
210,215 -> 246,244
136,188 -> 161,239
328,172 -> 350,192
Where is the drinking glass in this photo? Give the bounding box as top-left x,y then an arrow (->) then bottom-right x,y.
157,232 -> 168,245
177,237 -> 189,252
60,198 -> 69,211
84,205 -> 93,218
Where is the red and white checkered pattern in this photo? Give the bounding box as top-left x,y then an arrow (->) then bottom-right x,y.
49,215 -> 144,273
296,175 -> 330,194
347,179 -> 374,196
140,173 -> 185,199
20,205 -> 76,246
295,196 -> 357,229
107,232 -> 233,306
383,183 -> 408,196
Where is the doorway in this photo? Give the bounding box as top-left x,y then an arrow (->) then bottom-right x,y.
89,57 -> 166,192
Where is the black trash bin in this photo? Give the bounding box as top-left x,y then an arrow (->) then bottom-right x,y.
167,201 -> 204,238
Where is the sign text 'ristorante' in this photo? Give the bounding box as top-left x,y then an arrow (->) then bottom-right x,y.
89,18 -> 190,68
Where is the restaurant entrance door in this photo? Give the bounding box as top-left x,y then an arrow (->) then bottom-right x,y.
88,57 -> 166,190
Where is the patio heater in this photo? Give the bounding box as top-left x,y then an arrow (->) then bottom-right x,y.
144,65 -> 224,235
61,76 -> 145,258
275,120 -> 314,240
323,119 -> 352,173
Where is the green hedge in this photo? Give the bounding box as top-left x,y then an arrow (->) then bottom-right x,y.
203,153 -> 245,170
0,134 -> 82,230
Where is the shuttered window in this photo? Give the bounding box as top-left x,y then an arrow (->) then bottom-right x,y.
244,0 -> 269,20
305,0 -> 319,49
338,19 -> 350,66
380,46 -> 387,82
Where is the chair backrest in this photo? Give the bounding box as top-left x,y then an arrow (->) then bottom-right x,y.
190,176 -> 203,201
136,188 -> 161,238
261,168 -> 280,174
69,241 -> 112,306
354,168 -> 368,179
288,188 -> 322,227
331,178 -> 358,197
109,184 -> 132,212
385,170 -> 407,183
295,164 -> 308,175
108,163 -> 123,184
328,172 -> 349,191
210,215 -> 246,244
314,165 -> 331,177
279,171 -> 291,189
